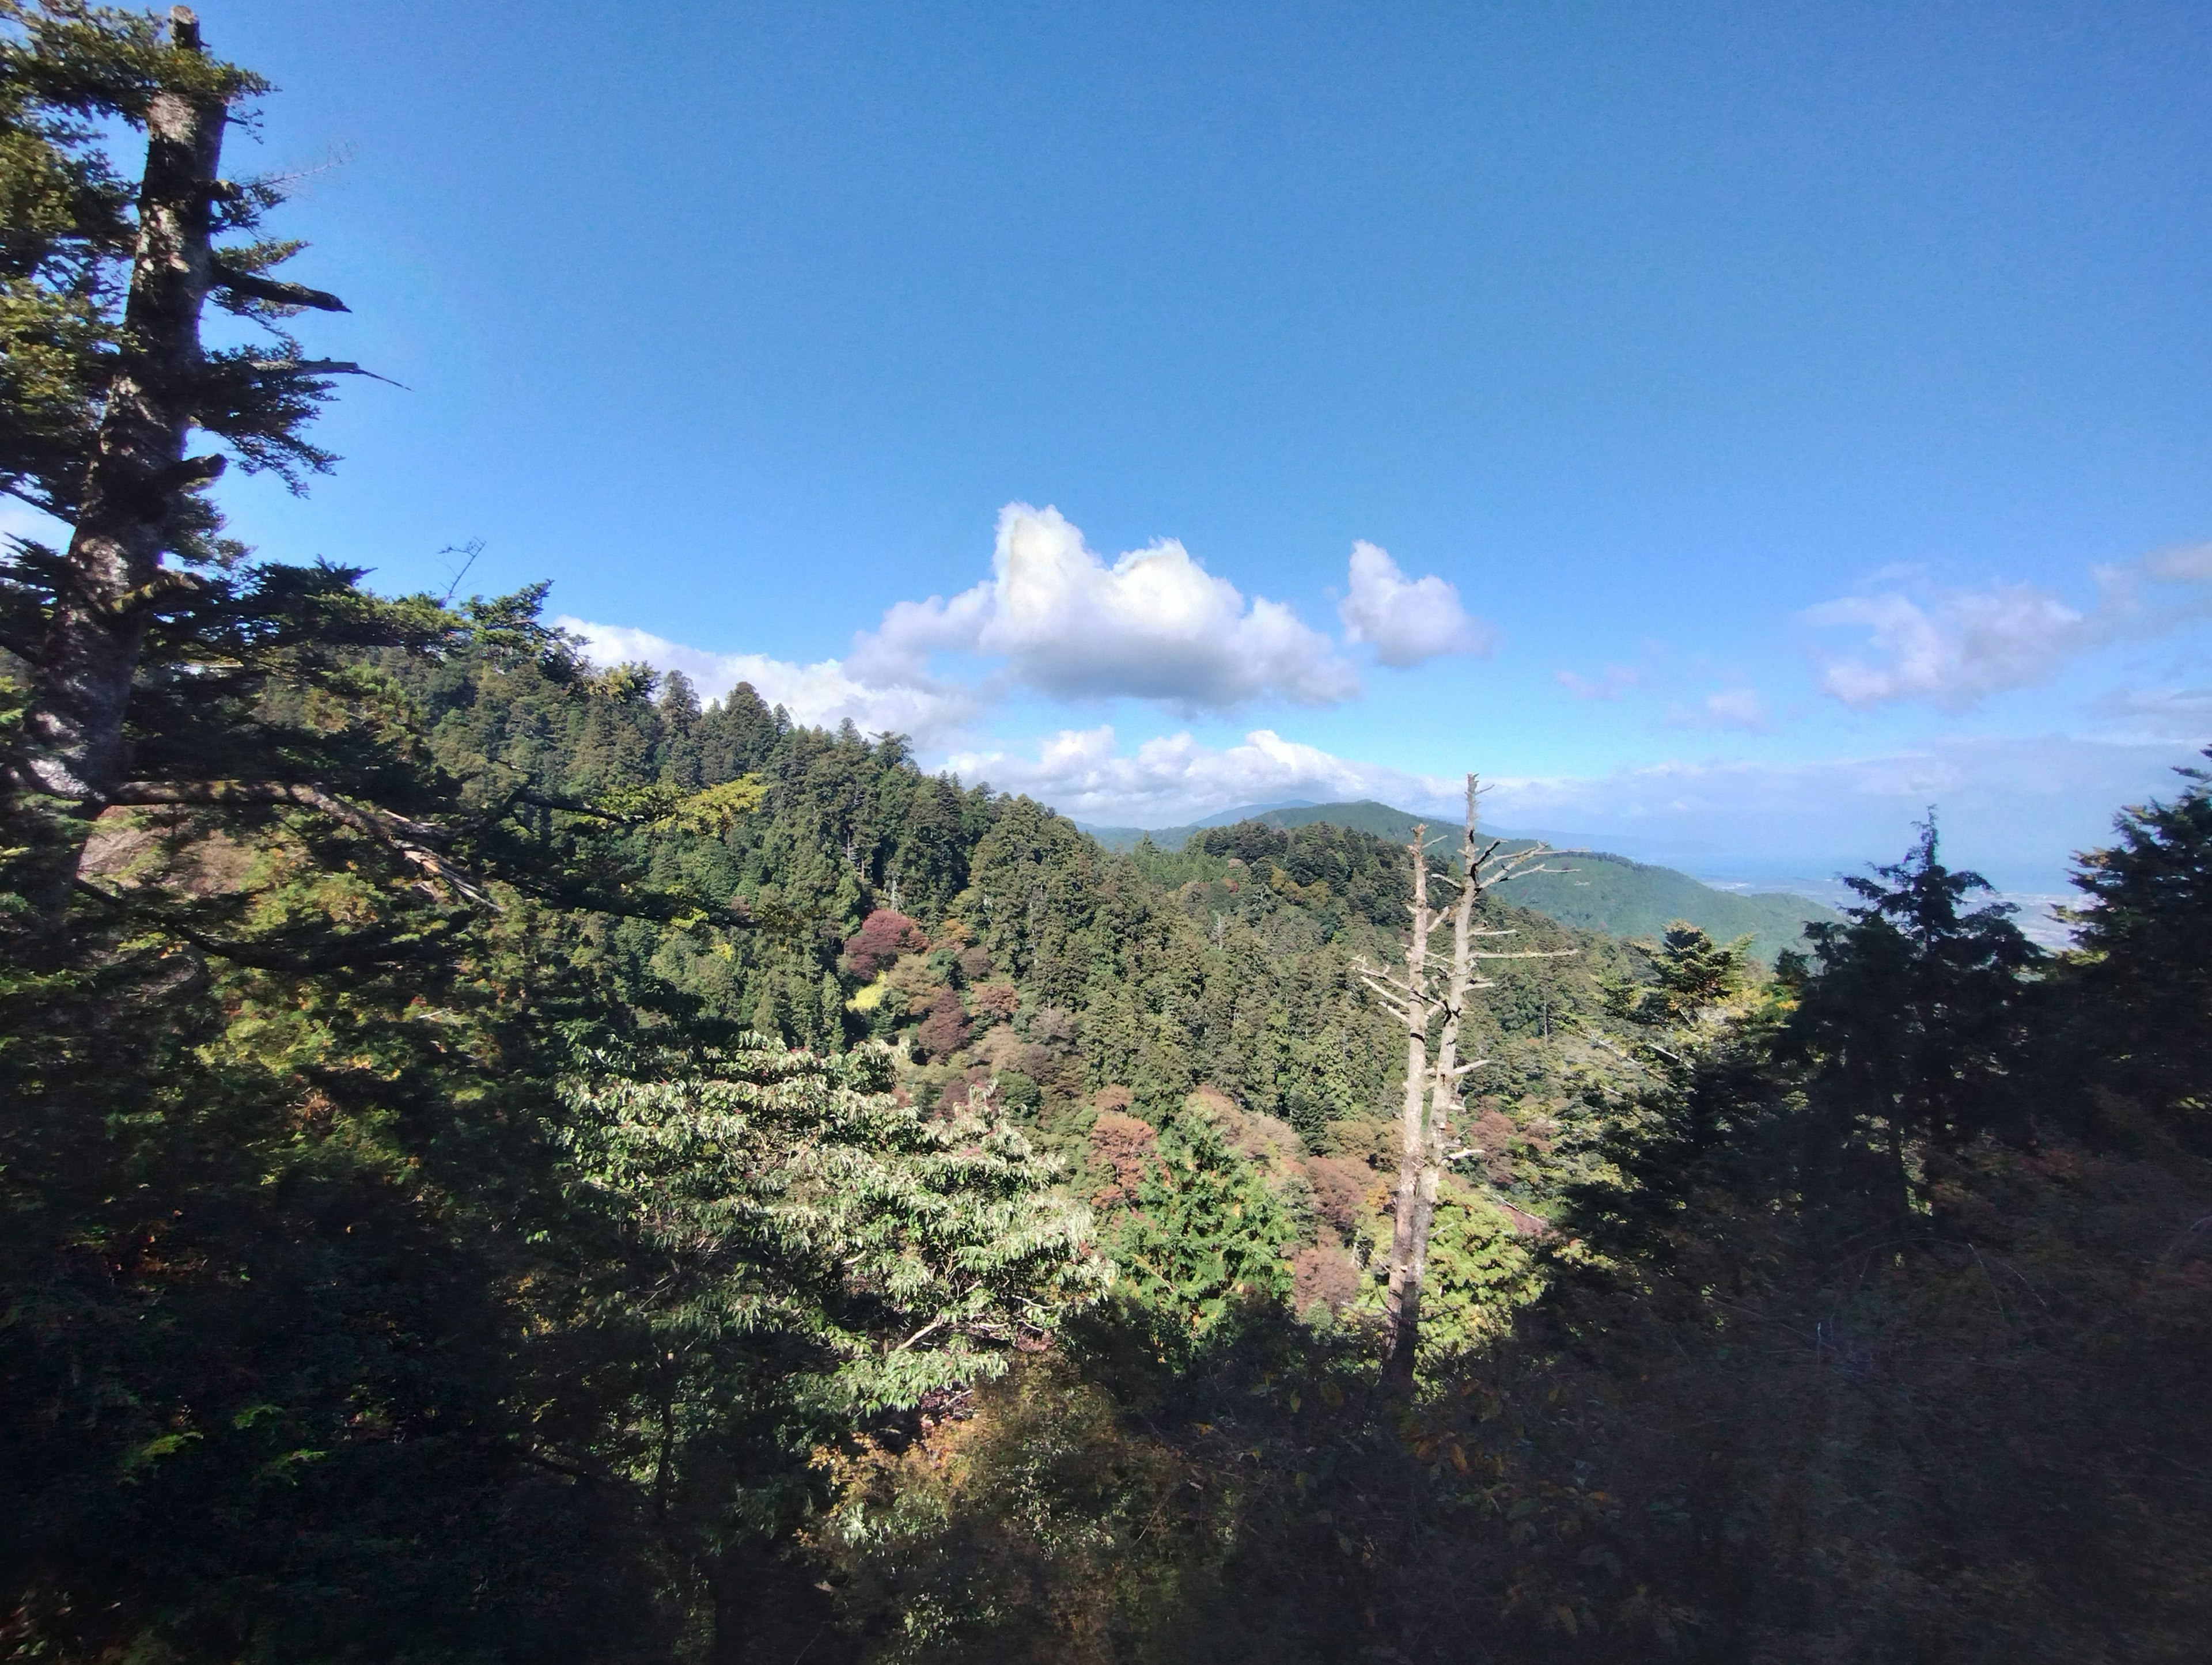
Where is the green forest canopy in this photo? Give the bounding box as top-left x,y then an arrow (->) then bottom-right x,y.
1084,798 -> 1840,965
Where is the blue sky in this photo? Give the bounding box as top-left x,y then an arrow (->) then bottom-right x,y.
154,1 -> 2212,888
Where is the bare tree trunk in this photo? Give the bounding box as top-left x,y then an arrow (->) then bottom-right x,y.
1379,824 -> 1433,1392
1367,775 -> 1567,1394
1410,782 -> 1484,1335
24,7 -> 227,807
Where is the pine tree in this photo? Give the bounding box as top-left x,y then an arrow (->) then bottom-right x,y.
1109,1116 -> 1293,1352
2063,748 -> 2212,1142
1786,816 -> 2040,1226
3,5 -> 347,806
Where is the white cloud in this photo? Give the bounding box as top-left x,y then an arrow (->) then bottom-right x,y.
1484,735 -> 2207,887
1556,663 -> 1643,700
1804,543 -> 2212,711
849,503 -> 1356,710
1804,585 -> 2093,711
1336,540 -> 1495,667
2090,682 -> 2212,743
555,617 -> 978,742
1690,687 -> 1772,732
560,506 -> 1464,748
944,725 -> 1457,826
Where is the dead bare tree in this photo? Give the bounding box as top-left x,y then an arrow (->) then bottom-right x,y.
1359,773 -> 1573,1393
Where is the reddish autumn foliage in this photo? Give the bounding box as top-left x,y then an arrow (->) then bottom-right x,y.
968,980 -> 1020,1025
843,908 -> 926,976
912,988 -> 970,1060
1469,1107 -> 1519,1185
1291,1244 -> 1362,1315
1088,1109 -> 1159,1208
937,1064 -> 994,1116
1303,1154 -> 1381,1239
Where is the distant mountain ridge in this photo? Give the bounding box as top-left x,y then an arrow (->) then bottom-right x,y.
1077,799 -> 1840,965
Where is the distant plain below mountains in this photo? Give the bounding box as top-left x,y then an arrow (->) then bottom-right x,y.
1077,799 -> 1843,966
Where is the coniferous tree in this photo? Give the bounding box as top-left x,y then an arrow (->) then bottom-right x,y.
2063,748 -> 2212,1144
3,5 -> 347,817
1785,816 -> 2040,1228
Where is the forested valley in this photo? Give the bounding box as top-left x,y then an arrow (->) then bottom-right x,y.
4,9 -> 2209,1663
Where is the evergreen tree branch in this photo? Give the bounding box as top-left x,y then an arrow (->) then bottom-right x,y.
102,777 -> 495,906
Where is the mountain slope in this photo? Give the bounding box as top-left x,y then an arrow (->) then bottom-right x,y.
1082,799 -> 1838,964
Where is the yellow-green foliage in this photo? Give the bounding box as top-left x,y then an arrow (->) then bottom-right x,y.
1416,1187 -> 1547,1359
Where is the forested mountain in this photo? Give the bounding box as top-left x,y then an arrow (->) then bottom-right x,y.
3,12 -> 2209,1664
12,612 -> 2210,1662
1088,798 -> 1840,964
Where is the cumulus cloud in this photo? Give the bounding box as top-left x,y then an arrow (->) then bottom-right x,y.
560,502 -> 1349,748
943,725 -> 1457,827
850,503 -> 1356,710
560,506 -> 1486,748
556,617 -> 978,743
1804,543 -> 2212,711
1336,540 -> 1495,667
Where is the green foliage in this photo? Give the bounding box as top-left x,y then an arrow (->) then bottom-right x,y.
1414,1188 -> 1548,1360
4,20 -> 2207,1659
1604,919 -> 1750,1029
5,552 -> 2207,1662
1109,1117 -> 1296,1351
559,1038 -> 1107,1420
2062,748 -> 2212,1141
1785,817 -> 2043,1222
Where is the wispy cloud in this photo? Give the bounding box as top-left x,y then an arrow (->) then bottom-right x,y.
945,723 -> 2204,889
1555,663 -> 1644,700
1484,735 -> 2205,884
1804,541 -> 2212,712
944,725 -> 1457,827
2090,682 -> 2212,744
555,617 -> 979,743
1666,687 -> 1772,733
1336,540 -> 1495,667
